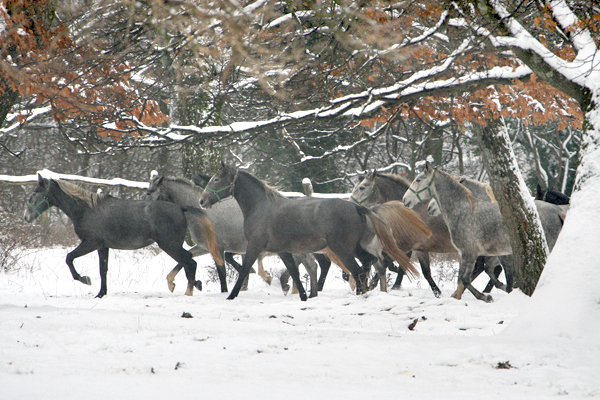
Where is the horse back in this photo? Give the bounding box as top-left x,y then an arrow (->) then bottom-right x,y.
87,198 -> 188,249
256,197 -> 365,254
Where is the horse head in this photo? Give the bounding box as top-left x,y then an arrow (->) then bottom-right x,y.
199,163 -> 237,208
143,172 -> 164,201
403,162 -> 436,208
24,174 -> 52,223
350,169 -> 377,205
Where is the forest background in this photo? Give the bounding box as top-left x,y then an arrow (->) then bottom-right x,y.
0,0 -> 597,293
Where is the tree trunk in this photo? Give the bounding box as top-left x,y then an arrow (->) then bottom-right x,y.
475,121 -> 549,295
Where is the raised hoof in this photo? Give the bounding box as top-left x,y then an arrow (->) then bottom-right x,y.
484,295 -> 494,303
168,282 -> 176,293
450,291 -> 462,300
80,276 -> 92,285
194,280 -> 203,291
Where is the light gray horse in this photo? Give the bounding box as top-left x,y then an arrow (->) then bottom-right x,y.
403,162 -> 565,302
144,173 -> 322,297
350,170 -> 503,297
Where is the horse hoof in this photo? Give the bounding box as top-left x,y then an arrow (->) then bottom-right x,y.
281,284 -> 290,295
95,292 -> 106,298
433,289 -> 442,298
80,276 -> 92,285
485,295 -> 494,303
168,283 -> 176,293
194,281 -> 203,291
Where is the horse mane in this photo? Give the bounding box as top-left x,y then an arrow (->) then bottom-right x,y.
439,171 -> 476,212
55,180 -> 107,208
375,172 -> 411,188
162,175 -> 196,188
238,170 -> 285,201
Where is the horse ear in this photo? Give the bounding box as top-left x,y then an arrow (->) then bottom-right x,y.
425,161 -> 434,173
37,173 -> 45,187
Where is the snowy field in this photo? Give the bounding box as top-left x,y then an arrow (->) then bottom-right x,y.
1,247 -> 598,399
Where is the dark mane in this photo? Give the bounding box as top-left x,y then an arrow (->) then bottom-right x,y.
375,172 -> 412,188
55,180 -> 107,208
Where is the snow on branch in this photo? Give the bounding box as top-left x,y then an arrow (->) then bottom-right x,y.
0,170 -> 149,190
488,0 -> 600,88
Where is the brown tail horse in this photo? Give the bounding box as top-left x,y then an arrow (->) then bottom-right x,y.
199,163 -> 420,300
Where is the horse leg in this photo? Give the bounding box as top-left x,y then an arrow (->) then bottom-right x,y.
499,255 -> 514,293
456,253 -> 493,303
65,240 -> 100,286
297,254 -> 318,298
257,254 -> 272,285
372,259 -> 388,292
279,269 -> 291,294
315,253 -> 331,291
227,247 -> 260,300
207,251 -> 228,293
166,265 -> 183,293
161,245 -> 198,296
96,247 -> 109,298
483,259 -> 505,293
226,253 -> 249,291
415,251 -> 441,298
278,252 -> 307,301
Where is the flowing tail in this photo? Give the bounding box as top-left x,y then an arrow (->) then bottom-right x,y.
182,207 -> 224,266
358,206 -> 420,280
372,201 -> 432,250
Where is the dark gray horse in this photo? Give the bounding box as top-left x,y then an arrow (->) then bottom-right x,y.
24,174 -> 221,298
199,163 -> 420,300
144,173 -> 323,297
350,170 -> 502,296
403,163 -> 565,302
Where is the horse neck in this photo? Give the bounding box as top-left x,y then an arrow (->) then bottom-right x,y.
431,171 -> 471,218
233,171 -> 271,218
48,184 -> 89,222
164,180 -> 202,207
375,175 -> 409,202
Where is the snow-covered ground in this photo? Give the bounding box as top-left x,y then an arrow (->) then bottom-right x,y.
1,248 -> 598,399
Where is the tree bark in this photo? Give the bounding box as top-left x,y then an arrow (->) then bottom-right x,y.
475,120 -> 549,295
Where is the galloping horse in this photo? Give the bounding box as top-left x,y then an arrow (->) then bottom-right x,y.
24,174 -> 221,297
350,170 -> 501,296
145,173 -> 321,296
402,163 -> 565,302
199,163 -> 420,300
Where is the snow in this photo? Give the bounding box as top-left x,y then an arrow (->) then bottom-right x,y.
1,246 -> 598,399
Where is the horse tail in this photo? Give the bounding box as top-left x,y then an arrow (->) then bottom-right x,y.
357,206 -> 420,280
372,201 -> 431,249
182,207 -> 224,266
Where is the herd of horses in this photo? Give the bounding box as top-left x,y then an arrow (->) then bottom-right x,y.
23,162 -> 569,302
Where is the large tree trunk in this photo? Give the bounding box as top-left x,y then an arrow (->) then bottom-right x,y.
475,120 -> 549,295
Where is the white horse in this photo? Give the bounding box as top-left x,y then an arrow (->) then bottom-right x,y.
403,162 -> 565,302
